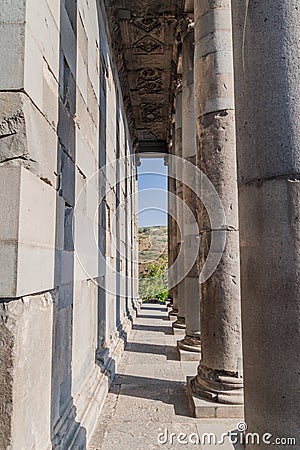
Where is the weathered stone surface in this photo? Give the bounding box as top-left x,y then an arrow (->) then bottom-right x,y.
232,0 -> 300,186
0,166 -> 56,297
89,304 -> 241,450
187,378 -> 244,419
232,1 -> 300,443
181,23 -> 201,351
199,231 -> 242,373
196,110 -> 239,231
0,293 -> 53,450
0,2 -> 140,449
0,92 -> 57,186
192,0 -> 243,407
0,23 -> 25,89
177,345 -> 201,362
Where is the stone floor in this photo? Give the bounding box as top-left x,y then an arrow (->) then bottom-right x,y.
89,304 -> 244,450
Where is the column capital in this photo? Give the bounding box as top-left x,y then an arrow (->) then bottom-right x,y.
179,17 -> 194,42
174,74 -> 183,93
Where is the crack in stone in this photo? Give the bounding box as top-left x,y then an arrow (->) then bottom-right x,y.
0,131 -> 17,139
0,155 -> 35,164
239,173 -> 300,188
199,226 -> 239,233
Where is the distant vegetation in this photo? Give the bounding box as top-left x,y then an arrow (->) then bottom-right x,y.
138,226 -> 168,302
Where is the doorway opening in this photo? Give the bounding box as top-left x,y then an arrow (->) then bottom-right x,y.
137,158 -> 168,304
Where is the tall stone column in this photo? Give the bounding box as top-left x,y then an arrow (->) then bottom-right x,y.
172,80 -> 186,334
168,123 -> 179,316
232,1 -> 300,443
177,19 -> 201,356
188,0 -> 243,415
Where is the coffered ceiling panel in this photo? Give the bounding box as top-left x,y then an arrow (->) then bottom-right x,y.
104,1 -> 184,152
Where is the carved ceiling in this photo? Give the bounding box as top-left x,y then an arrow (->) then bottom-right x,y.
104,0 -> 184,153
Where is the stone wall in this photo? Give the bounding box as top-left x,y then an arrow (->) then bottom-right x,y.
0,1 -> 138,448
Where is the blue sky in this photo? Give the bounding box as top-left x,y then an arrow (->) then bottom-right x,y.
137,158 -> 168,227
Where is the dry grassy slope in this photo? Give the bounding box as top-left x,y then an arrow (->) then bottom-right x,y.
138,226 -> 168,276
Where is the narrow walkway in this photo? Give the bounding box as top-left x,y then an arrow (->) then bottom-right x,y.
89,304 -> 243,450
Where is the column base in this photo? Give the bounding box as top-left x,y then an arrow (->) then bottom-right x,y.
168,308 -> 178,321
172,316 -> 186,335
186,363 -> 244,418
164,300 -> 172,312
177,336 -> 201,360
177,346 -> 201,361
187,377 -> 244,418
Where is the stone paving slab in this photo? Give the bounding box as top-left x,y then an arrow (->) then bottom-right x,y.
89,304 -> 244,450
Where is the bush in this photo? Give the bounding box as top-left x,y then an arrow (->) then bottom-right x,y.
138,226 -> 168,303
139,262 -> 168,302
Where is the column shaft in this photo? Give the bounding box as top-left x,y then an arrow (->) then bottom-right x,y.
191,0 -> 243,404
178,21 -> 201,353
168,123 -> 178,313
173,84 -> 186,331
232,0 -> 300,443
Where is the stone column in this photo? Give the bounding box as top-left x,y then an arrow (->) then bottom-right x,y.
188,0 -> 243,415
177,19 -> 201,357
168,123 -> 179,316
172,79 -> 186,334
232,1 -> 300,443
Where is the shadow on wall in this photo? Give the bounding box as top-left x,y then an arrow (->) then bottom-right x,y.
51,0 -> 87,447
96,2 -> 108,357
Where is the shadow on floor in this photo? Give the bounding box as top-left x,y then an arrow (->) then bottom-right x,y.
125,341 -> 178,360
140,305 -> 166,312
137,314 -> 170,320
113,373 -> 192,417
132,323 -> 173,335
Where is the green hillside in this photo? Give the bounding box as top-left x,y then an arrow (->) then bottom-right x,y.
138,226 -> 168,302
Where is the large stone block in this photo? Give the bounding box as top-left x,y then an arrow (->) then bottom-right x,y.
50,302 -> 74,436
0,92 -> 57,186
74,210 -> 99,280
239,178 -> 300,440
42,57 -> 59,127
0,166 -> 56,297
0,293 -> 53,449
232,0 -> 300,186
195,0 -> 231,20
0,23 -> 25,89
196,110 -> 239,231
76,127 -> 98,180
0,0 -> 26,22
25,0 -> 60,79
60,149 -> 76,206
76,89 -> 97,150
72,279 -> 98,395
77,51 -> 88,105
24,26 -> 43,111
194,56 -> 234,117
60,3 -> 77,77
199,230 -> 241,373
